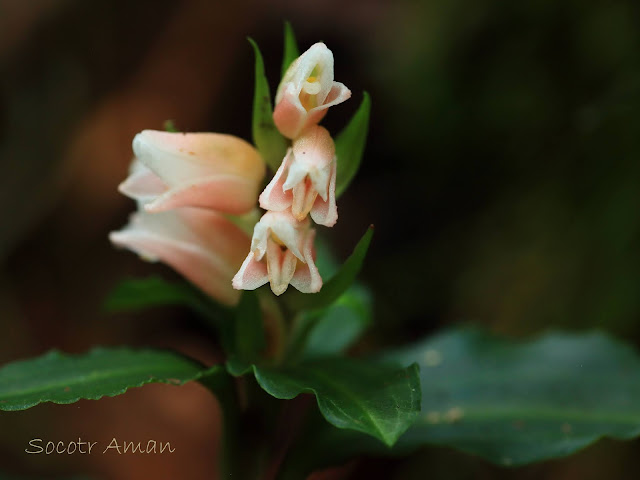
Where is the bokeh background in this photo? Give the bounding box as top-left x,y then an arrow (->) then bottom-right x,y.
1,0 -> 639,478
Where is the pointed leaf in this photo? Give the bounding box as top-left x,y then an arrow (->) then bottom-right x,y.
284,328 -> 640,471
227,357 -> 420,447
285,226 -> 374,312
249,37 -> 288,171
281,21 -> 300,78
335,92 -> 371,197
0,348 -> 221,411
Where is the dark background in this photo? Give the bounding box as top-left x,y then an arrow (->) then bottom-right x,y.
1,0 -> 639,478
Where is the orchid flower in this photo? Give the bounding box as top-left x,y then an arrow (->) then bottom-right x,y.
232,210 -> 322,296
259,125 -> 338,227
110,206 -> 249,306
119,130 -> 265,215
273,42 -> 351,139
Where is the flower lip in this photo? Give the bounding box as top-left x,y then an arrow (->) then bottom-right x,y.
251,210 -> 308,262
276,42 -> 335,108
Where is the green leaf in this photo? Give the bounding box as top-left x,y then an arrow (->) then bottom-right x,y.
233,291 -> 265,362
290,329 -> 640,470
105,276 -> 232,324
335,92 -> 371,197
228,357 -> 420,447
287,285 -> 372,361
385,328 -> 640,465
285,226 -> 374,312
281,21 -> 300,78
303,286 -> 372,358
0,348 -> 221,411
249,37 -> 289,171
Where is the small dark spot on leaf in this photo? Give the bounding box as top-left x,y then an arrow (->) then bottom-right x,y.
64,387 -> 71,392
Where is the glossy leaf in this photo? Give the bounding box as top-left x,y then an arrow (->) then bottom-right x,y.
385,328 -> 640,465
249,37 -> 288,171
284,328 -> 640,471
0,348 -> 221,411
335,92 -> 371,197
281,21 -> 300,78
285,226 -> 373,312
227,357 -> 420,447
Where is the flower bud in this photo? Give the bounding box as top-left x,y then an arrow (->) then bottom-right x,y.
120,131 -> 265,215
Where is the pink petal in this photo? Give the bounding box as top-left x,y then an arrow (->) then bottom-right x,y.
110,208 -> 248,306
266,238 -> 297,296
259,149 -> 294,212
118,159 -> 168,202
290,229 -> 322,293
232,251 -> 269,291
317,82 -> 352,111
310,158 -> 338,227
131,131 -> 265,214
134,131 -> 265,184
291,125 -> 335,172
291,178 -> 318,221
249,211 -> 307,263
144,175 -> 260,215
273,88 -> 307,139
299,82 -> 352,133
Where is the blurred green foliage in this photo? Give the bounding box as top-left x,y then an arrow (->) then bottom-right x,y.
362,0 -> 640,340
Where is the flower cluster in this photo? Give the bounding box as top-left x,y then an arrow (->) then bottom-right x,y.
110,131 -> 265,306
233,43 -> 350,296
111,43 -> 349,304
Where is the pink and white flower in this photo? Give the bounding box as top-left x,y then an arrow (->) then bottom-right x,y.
259,125 -> 337,227
119,130 -> 265,215
232,211 -> 322,296
110,206 -> 250,306
273,42 -> 351,139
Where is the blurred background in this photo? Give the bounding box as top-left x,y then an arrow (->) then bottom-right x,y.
1,0 -> 639,478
